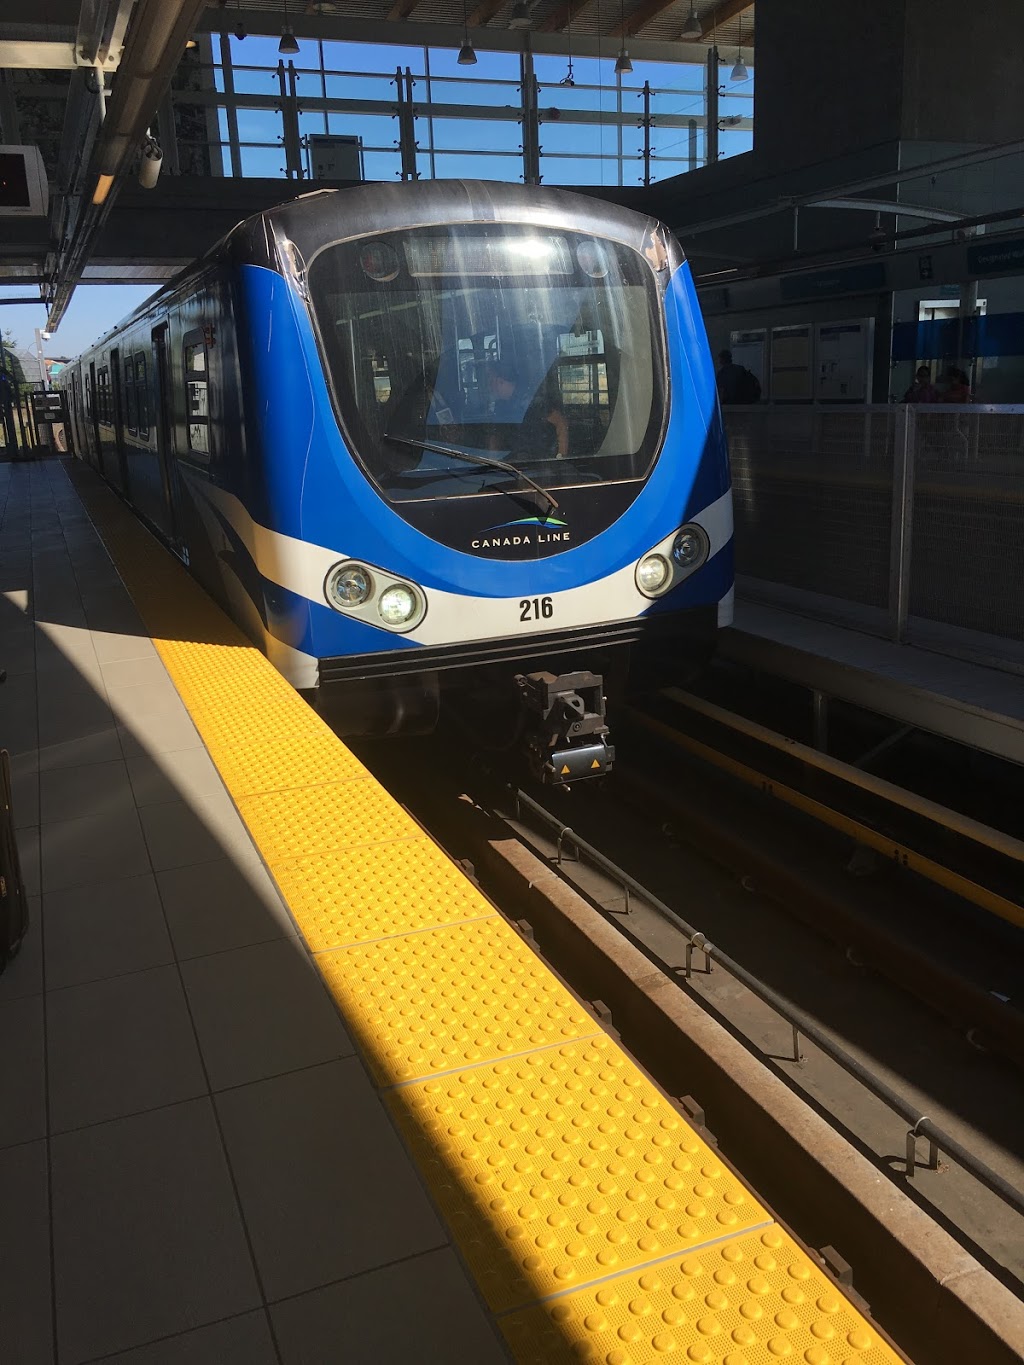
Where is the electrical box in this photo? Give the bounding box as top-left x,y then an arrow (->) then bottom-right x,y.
0,146 -> 49,217
307,134 -> 363,182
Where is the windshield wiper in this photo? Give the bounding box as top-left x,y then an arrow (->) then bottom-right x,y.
383,433 -> 560,514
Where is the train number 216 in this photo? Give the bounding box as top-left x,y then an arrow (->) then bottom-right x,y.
520,596 -> 554,622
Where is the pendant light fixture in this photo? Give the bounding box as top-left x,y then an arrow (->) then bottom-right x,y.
561,0 -> 576,85
682,3 -> 701,37
614,0 -> 632,73
233,0 -> 246,41
730,11 -> 748,81
458,0 -> 477,64
279,0 -> 299,55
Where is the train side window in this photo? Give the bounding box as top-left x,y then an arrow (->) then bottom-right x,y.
85,374 -> 92,417
183,332 -> 210,458
135,354 -> 150,440
97,366 -> 111,426
124,357 -> 138,435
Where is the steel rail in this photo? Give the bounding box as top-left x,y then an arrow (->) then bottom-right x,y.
633,697 -> 1024,932
507,785 -> 1024,1221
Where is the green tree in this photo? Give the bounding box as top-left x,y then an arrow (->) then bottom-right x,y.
1,331 -> 27,388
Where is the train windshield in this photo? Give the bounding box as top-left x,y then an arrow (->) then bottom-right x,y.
307,224 -> 666,502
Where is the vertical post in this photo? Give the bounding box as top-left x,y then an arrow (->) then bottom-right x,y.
279,60 -> 303,179
792,204 -> 800,252
521,43 -> 540,185
688,118 -> 697,173
396,67 -> 418,180
812,691 -> 828,752
616,66 -> 624,186
219,33 -> 242,178
889,404 -> 915,642
705,46 -> 719,165
640,81 -> 652,187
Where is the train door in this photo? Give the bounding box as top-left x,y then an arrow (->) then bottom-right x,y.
87,361 -> 100,465
151,323 -> 183,549
109,346 -> 130,492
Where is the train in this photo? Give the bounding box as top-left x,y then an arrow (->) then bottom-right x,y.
58,180 -> 733,782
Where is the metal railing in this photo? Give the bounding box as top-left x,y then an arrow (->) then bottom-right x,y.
725,404 -> 1024,670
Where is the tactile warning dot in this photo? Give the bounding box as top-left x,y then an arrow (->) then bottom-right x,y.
272,837 -> 499,950
205,730 -> 371,796
501,1224 -> 904,1364
317,916 -> 598,1085
389,1037 -> 769,1313
238,779 -> 422,862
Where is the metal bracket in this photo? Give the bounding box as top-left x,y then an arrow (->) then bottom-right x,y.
906,1118 -> 939,1178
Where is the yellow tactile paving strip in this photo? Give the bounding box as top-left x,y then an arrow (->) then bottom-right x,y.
75,469 -> 905,1364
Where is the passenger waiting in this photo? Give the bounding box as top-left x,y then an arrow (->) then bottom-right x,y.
902,365 -> 938,403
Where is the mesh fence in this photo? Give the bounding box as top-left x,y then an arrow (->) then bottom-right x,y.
725,406 -> 896,610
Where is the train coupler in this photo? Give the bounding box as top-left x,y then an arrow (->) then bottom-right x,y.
515,669 -> 615,785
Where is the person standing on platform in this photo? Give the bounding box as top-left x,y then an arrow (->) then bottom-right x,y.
716,349 -> 750,405
943,367 -> 972,402
902,365 -> 938,403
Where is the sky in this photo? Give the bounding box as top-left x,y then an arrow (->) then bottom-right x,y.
1,284 -> 158,360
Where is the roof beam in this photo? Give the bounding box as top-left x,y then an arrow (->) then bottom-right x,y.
609,0 -> 753,41
467,0 -> 508,27
537,0 -> 594,35
386,0 -> 421,19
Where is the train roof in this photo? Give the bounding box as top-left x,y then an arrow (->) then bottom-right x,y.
79,180 -> 676,354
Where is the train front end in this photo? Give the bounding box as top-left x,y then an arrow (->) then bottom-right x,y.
238,182 -> 732,781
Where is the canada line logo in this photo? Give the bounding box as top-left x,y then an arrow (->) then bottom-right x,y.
471,514 -> 570,550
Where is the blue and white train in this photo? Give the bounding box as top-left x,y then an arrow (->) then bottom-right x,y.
59,180 -> 732,781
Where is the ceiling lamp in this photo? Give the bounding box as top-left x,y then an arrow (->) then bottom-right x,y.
614,48 -> 632,74
682,3 -> 701,36
508,0 -> 532,28
459,0 -> 477,64
233,0 -> 246,40
279,0 -> 300,55
731,12 -> 748,81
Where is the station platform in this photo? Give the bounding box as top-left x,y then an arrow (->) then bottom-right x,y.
723,601 -> 1024,767
1,457 -> 902,1364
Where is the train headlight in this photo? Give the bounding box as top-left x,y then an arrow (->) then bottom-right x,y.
636,553 -> 671,596
378,583 -> 418,625
672,525 -> 709,570
325,562 -> 374,609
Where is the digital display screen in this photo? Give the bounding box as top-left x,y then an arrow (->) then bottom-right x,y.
404,234 -> 574,277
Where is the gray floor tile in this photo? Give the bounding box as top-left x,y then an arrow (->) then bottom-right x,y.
117,710 -> 203,759
0,623 -> 35,675
39,759 -> 135,826
126,747 -> 225,809
139,793 -> 256,873
106,681 -> 187,725
16,823 -> 40,897
215,1060 -> 446,1301
99,656 -> 170,692
85,604 -> 146,636
10,751 -> 39,829
0,1139 -> 53,1365
271,1249 -> 506,1365
90,630 -> 157,666
157,857 -> 295,960
44,873 -> 173,990
52,1098 -> 262,1363
182,937 -> 351,1089
0,672 -> 38,755
35,624 -> 101,676
40,807 -> 150,893
47,964 -> 206,1132
0,895 -> 42,1000
92,1312 -> 278,1365
38,728 -> 124,772
38,687 -> 115,748
0,993 -> 45,1147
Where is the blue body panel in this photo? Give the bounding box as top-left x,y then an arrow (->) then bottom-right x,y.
229,258 -> 732,662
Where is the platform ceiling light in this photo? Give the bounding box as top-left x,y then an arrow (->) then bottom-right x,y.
730,11 -> 748,81
614,0 -> 632,73
233,0 -> 246,40
458,0 -> 477,64
509,0 -> 532,29
279,0 -> 300,55
682,2 -> 701,37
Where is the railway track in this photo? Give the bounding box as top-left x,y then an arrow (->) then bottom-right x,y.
357,695 -> 1024,1303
